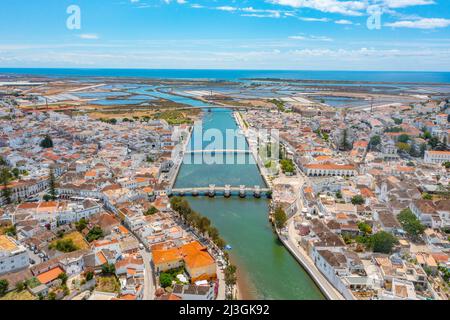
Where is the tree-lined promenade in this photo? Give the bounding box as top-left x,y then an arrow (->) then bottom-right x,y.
169,196 -> 238,299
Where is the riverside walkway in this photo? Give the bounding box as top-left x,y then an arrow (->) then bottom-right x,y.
277,218 -> 345,300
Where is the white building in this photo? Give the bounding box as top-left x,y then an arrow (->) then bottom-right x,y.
304,163 -> 357,177
0,235 -> 29,275
424,150 -> 450,164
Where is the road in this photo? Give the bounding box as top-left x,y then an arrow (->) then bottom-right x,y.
140,249 -> 156,300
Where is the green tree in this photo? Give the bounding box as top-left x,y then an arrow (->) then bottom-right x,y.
398,208 -> 425,239
85,271 -> 94,282
351,195 -> 365,205
15,281 -> 25,291
75,218 -> 88,232
340,128 -> 351,150
0,168 -> 12,204
429,136 -> 439,149
280,159 -> 295,174
11,168 -> 20,179
369,135 -> 381,150
369,231 -> 398,254
398,134 -> 410,143
51,239 -> 78,253
273,206 -> 288,229
144,206 -> 158,216
0,279 -> 9,297
357,221 -> 372,235
48,292 -> 56,300
443,162 -> 450,169
224,265 -> 237,287
101,263 -> 116,275
40,135 -> 53,148
159,273 -> 173,288
422,193 -> 432,200
48,168 -> 57,200
396,142 -> 411,153
86,226 -> 104,242
58,272 -> 68,285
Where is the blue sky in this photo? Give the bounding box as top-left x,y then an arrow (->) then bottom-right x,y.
0,0 -> 449,70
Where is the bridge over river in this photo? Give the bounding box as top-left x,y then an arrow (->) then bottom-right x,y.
169,184 -> 271,198
184,149 -> 250,155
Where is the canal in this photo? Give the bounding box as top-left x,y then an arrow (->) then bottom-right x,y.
174,108 -> 324,300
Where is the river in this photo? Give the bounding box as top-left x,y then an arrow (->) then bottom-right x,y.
174,108 -> 324,300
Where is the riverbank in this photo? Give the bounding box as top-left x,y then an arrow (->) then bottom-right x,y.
275,217 -> 345,300
233,111 -> 273,189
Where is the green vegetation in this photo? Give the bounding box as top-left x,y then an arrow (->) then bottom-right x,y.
351,195 -> 365,205
269,99 -> 286,112
85,271 -> 94,282
50,238 -> 78,253
48,168 -> 57,200
340,128 -> 352,151
170,197 -> 226,249
398,208 -> 425,240
443,162 -> 450,169
86,226 -> 104,243
154,110 -> 192,125
159,273 -> 173,288
159,267 -> 186,288
0,279 -> 8,297
2,225 -> 16,237
26,277 -> 41,289
96,276 -> 120,293
385,126 -> 403,133
0,168 -> 12,204
224,264 -> 237,287
280,159 -> 295,174
99,118 -> 117,125
398,134 -> 410,143
422,193 -> 433,200
75,218 -> 88,232
396,142 -> 411,153
369,135 -> 381,150
369,231 -> 398,254
357,221 -> 372,235
101,263 -> 116,275
438,266 -> 450,284
40,135 -> 53,149
392,117 -> 403,125
273,206 -> 288,229
144,206 -> 158,216
335,191 -> 342,199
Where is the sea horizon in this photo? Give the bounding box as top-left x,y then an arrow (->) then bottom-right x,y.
1,68 -> 450,84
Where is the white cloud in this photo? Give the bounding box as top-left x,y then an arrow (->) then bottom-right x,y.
385,18 -> 450,29
289,34 -> 333,41
382,0 -> 435,8
335,19 -> 353,24
299,17 -> 330,22
78,34 -> 99,40
268,0 -> 366,16
216,6 -> 237,12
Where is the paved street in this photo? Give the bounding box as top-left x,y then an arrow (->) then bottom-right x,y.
140,249 -> 156,300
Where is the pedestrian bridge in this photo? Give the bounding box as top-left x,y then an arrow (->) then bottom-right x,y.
169,185 -> 271,198
184,149 -> 251,155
